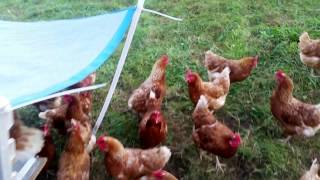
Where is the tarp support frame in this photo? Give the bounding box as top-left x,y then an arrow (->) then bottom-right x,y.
93,0 -> 145,135
0,97 -> 15,180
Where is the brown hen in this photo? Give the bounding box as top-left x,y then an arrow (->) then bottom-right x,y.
10,112 -> 44,166
270,70 -> 320,140
185,67 -> 230,111
65,95 -> 95,153
57,120 -> 90,180
192,96 -> 241,172
96,136 -> 171,180
139,110 -> 167,148
37,124 -> 56,174
299,32 -> 320,70
128,55 -> 169,116
204,50 -> 258,83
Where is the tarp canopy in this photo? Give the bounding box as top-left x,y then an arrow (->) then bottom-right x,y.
0,6 -> 136,107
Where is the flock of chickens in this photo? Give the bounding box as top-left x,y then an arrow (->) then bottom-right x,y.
9,31 -> 320,180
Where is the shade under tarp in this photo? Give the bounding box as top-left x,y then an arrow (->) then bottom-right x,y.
0,6 -> 136,107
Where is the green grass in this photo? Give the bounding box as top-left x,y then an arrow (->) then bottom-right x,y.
3,0 -> 320,179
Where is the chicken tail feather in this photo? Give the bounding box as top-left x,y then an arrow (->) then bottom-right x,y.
159,146 -> 171,163
16,126 -> 45,160
221,66 -> 231,75
300,32 -> 310,43
149,90 -> 156,99
204,50 -> 215,68
196,95 -> 208,110
38,111 -> 48,119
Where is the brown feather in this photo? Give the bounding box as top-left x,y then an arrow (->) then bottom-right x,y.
192,122 -> 238,158
299,32 -> 320,57
186,71 -> 229,110
37,135 -> 56,173
270,71 -> 320,136
128,55 -> 168,116
192,99 -> 217,129
204,51 -> 258,82
101,136 -> 171,180
57,126 -> 90,180
137,170 -> 178,180
139,111 -> 167,148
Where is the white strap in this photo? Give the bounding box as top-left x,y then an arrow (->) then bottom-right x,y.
11,83 -> 106,110
92,1 -> 145,135
92,0 -> 183,135
142,8 -> 183,21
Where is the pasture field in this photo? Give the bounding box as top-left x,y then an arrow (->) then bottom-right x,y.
1,0 -> 320,179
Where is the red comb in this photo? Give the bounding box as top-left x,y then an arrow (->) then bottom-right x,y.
185,69 -> 195,83
63,95 -> 73,103
229,133 -> 241,148
185,69 -> 192,78
43,124 -> 50,136
150,111 -> 161,124
153,169 -> 165,178
97,135 -> 105,143
97,134 -> 108,142
275,70 -> 286,78
161,55 -> 169,61
234,133 -> 241,142
152,110 -> 161,116
160,55 -> 169,65
96,135 -> 108,151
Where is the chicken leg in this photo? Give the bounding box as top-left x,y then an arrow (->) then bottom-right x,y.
311,69 -> 320,77
206,156 -> 226,173
215,156 -> 225,173
199,149 -> 212,161
279,136 -> 292,144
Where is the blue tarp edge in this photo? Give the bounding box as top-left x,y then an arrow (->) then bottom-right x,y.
11,6 -> 137,107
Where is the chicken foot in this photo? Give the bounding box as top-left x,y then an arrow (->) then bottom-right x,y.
311,69 -> 320,77
206,156 -> 226,173
199,150 -> 212,161
279,136 -> 292,144
215,156 -> 226,173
